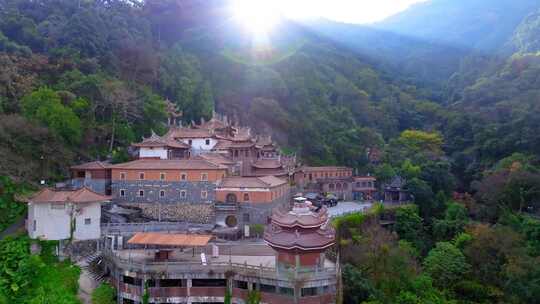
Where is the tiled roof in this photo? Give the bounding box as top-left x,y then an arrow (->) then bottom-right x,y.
258,175 -> 287,187
132,132 -> 190,149
25,187 -> 111,204
109,159 -> 227,170
218,176 -> 286,188
212,140 -> 232,150
264,224 -> 335,251
270,205 -> 329,228
165,127 -> 212,139
128,232 -> 212,247
195,153 -> 235,165
228,141 -> 256,148
195,118 -> 228,130
70,161 -> 110,170
252,159 -> 282,169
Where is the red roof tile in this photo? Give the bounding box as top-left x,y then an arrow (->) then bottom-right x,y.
218,176 -> 286,188
128,233 -> 212,247
70,161 -> 111,170
110,159 -> 227,170
25,187 -> 111,204
252,159 -> 282,169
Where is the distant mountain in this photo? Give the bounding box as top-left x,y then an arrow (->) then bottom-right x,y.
376,0 -> 540,52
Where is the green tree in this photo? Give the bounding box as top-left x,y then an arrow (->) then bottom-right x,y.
92,283 -> 115,304
423,242 -> 471,290
433,203 -> 469,242
21,87 -> 82,144
395,205 -> 427,253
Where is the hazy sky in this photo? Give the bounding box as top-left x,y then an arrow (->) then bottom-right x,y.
274,0 -> 429,24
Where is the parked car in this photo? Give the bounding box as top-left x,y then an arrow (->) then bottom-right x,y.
324,194 -> 338,207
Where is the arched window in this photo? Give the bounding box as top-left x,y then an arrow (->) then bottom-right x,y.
336,183 -> 342,190
226,193 -> 237,203
329,183 -> 335,190
243,193 -> 250,201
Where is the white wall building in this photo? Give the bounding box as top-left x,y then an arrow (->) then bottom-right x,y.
138,147 -> 168,160
181,137 -> 218,154
24,187 -> 110,241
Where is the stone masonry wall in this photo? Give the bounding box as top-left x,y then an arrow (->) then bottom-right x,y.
112,180 -> 216,204
131,203 -> 215,224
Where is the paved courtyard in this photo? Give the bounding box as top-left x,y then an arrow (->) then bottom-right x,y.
327,201 -> 372,217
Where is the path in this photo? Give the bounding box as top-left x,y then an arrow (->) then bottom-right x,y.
77,258 -> 100,304
0,216 -> 25,239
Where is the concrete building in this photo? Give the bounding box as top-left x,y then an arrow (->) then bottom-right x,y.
103,200 -> 337,304
22,187 -> 110,241
352,176 -> 377,201
294,166 -> 354,200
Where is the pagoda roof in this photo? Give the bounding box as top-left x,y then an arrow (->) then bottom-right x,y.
270,204 -> 330,228
252,159 -> 282,169
264,223 -> 335,251
23,187 -> 111,204
132,131 -> 190,149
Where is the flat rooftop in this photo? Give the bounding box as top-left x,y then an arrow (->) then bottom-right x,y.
113,242 -> 335,269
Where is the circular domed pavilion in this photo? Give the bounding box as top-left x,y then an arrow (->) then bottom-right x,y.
264,199 -> 335,271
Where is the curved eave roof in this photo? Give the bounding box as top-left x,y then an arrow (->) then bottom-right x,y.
263,227 -> 336,251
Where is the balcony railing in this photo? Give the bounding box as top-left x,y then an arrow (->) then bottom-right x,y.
105,250 -> 336,282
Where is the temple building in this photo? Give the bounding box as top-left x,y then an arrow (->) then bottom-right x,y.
214,176 -> 290,229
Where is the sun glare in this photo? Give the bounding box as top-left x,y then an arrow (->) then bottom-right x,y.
232,0 -> 281,35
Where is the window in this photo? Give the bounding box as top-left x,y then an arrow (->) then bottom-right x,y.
138,190 -> 144,197
77,171 -> 85,178
260,283 -> 276,293
180,173 -> 187,181
329,184 -> 335,190
33,220 -> 36,232
180,190 -> 187,199
188,139 -> 193,145
120,189 -> 126,197
120,172 -> 126,180
160,172 -> 166,180
84,218 -> 91,225
243,213 -> 250,223
201,191 -> 208,199
301,287 -> 318,297
309,173 -> 312,181
139,172 -> 145,180
51,203 -> 66,209
85,171 -> 92,179
235,280 -> 248,290
160,190 -> 166,198
160,279 -> 182,287
336,183 -> 342,190
279,287 -> 294,296
201,173 -> 208,181
205,139 -> 210,145
243,193 -> 250,201
234,150 -> 239,157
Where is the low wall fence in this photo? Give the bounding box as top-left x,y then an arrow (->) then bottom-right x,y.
101,222 -> 214,235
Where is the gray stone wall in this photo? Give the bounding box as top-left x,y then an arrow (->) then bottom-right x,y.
112,180 -> 216,204
128,203 -> 215,224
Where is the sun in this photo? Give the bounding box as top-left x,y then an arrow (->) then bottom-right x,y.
232,0 -> 281,35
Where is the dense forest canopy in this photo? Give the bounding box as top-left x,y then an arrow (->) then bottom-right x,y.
1,0 -> 540,303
